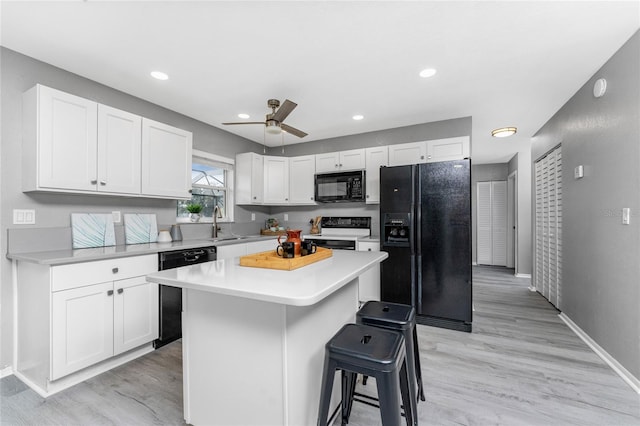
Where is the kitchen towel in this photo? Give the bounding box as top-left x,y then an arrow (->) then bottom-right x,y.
124,214 -> 158,244
71,213 -> 116,249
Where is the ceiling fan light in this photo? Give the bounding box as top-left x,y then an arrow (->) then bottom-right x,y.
265,121 -> 282,135
491,127 -> 517,138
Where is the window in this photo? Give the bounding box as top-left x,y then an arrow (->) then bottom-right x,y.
177,150 -> 234,222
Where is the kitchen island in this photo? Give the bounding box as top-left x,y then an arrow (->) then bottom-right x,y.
145,249 -> 387,426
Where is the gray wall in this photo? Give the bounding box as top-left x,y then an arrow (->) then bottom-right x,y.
0,47 -> 268,370
531,31 -> 639,379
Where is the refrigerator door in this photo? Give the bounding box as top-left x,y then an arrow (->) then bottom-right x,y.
380,165 -> 416,306
417,160 -> 472,323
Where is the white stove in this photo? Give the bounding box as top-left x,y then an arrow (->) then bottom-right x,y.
303,217 -> 371,250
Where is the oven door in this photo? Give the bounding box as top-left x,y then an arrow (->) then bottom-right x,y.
305,238 -> 356,250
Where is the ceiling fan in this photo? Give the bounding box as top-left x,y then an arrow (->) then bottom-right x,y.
223,99 -> 308,138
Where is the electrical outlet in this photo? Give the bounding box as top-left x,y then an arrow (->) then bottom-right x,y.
13,209 -> 36,225
112,211 -> 121,223
251,213 -> 256,221
284,214 -> 289,221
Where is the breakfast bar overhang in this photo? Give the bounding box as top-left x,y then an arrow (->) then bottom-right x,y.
146,250 -> 388,426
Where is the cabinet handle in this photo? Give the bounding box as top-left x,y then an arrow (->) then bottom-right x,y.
107,290 -> 114,296
112,267 -> 119,274
117,288 -> 124,294
335,164 -> 338,168
368,248 -> 372,251
339,164 -> 343,167
100,181 -> 107,185
420,156 -> 424,160
310,197 -> 314,200
90,179 -> 98,184
188,189 -> 192,194
253,196 -> 257,200
366,194 -> 370,198
285,198 -> 288,201
427,155 -> 432,159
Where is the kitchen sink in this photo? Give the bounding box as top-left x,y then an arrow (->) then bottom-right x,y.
210,236 -> 254,242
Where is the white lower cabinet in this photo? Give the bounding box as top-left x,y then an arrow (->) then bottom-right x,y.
16,254 -> 158,394
356,241 -> 381,303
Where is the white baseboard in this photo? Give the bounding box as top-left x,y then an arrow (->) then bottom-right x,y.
1,366 -> 13,378
516,273 -> 531,279
559,312 -> 640,394
528,286 -> 537,292
472,262 -> 477,266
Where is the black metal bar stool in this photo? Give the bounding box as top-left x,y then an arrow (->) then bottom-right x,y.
317,323 -> 415,426
357,301 -> 426,403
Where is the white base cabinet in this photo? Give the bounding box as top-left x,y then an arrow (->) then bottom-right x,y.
356,240 -> 381,302
16,254 -> 158,395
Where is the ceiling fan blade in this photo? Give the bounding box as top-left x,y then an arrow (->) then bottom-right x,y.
281,123 -> 308,138
271,99 -> 297,123
222,122 -> 265,125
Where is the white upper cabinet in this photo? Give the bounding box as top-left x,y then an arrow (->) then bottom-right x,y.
22,84 -> 98,192
388,141 -> 427,166
235,152 -> 264,205
22,84 -> 192,199
289,155 -> 317,205
425,136 -> 470,162
388,137 -> 470,166
263,155 -> 290,204
141,118 -> 192,199
315,148 -> 365,173
365,146 -> 388,204
97,104 -> 142,194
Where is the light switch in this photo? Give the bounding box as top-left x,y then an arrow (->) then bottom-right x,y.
574,165 -> 584,179
13,209 -> 36,225
622,208 -> 630,225
284,214 -> 289,221
112,211 -> 121,223
251,213 -> 256,221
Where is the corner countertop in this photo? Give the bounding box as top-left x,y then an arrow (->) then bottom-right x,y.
146,250 -> 388,306
6,235 -> 277,266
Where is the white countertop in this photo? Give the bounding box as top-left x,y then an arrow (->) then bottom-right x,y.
146,250 -> 388,306
6,236 -> 277,265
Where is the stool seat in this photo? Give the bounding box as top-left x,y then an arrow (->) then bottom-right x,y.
317,323 -> 415,426
357,301 -> 426,404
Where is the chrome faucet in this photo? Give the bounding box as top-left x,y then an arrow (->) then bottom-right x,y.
212,206 -> 221,238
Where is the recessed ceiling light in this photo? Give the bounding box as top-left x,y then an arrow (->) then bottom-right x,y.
352,115 -> 364,121
238,113 -> 250,119
419,68 -> 437,78
491,127 -> 517,138
150,71 -> 169,81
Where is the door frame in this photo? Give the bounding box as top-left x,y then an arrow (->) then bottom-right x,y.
507,170 -> 518,272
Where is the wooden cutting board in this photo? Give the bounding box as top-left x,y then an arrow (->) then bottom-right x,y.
239,247 -> 333,271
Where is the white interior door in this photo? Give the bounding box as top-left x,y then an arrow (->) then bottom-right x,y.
476,180 -> 507,266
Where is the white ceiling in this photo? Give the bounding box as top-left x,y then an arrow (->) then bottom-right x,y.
2,1 -> 639,164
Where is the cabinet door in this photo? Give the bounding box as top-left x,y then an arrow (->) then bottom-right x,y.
217,243 -> 248,260
425,136 -> 470,163
51,282 -> 114,380
97,105 -> 142,194
113,277 -> 159,355
235,152 -> 264,205
263,156 -> 290,204
365,147 -> 388,204
315,152 -> 340,173
356,241 -> 381,302
388,142 -> 427,166
32,85 -> 99,191
289,155 -> 316,204
141,118 -> 192,199
246,239 -> 278,255
339,149 -> 366,171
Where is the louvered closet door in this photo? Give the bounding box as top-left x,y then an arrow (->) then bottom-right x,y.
476,180 -> 507,266
535,146 -> 562,309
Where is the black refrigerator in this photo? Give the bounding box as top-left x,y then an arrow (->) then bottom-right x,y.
380,160 -> 472,332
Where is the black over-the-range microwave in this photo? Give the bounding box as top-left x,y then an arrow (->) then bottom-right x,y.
314,170 -> 366,203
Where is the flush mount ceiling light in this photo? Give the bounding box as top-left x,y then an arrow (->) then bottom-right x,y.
352,114 -> 364,121
491,127 -> 517,138
237,113 -> 250,119
419,68 -> 437,78
150,71 -> 169,81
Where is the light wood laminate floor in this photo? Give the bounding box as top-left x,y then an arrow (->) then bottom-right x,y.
2,266 -> 638,425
